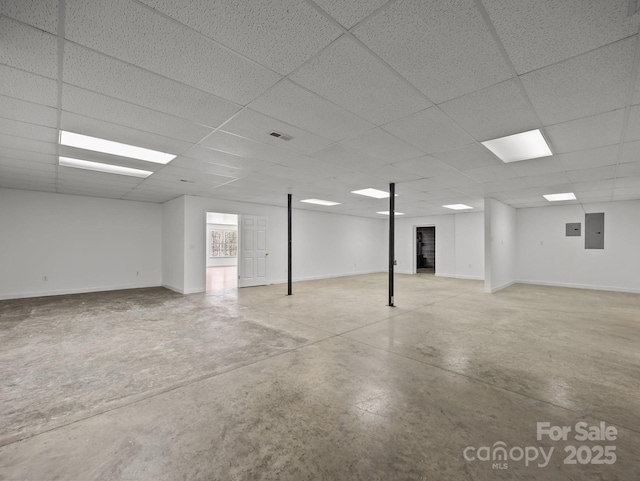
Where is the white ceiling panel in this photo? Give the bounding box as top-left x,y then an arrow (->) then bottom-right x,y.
0,96 -> 58,128
248,80 -> 374,141
310,144 -> 385,171
57,167 -> 144,186
0,118 -> 58,143
0,158 -> 56,173
383,107 -> 475,154
168,157 -> 248,179
332,172 -> 390,190
0,149 -> 55,165
432,144 -> 502,171
482,0 -> 632,74
200,131 -> 299,164
261,165 -> 318,184
572,179 -> 615,192
312,0 -> 389,29
0,0 -> 58,34
60,112 -> 193,156
521,38 -> 635,124
428,173 -> 479,189
613,176 -> 640,188
152,165 -> 236,185
63,43 -> 241,128
354,0 -> 512,103
277,156 -> 354,179
399,178 -> 444,193
62,85 -> 214,143
546,109 -> 625,154
366,164 -> 422,183
0,65 -> 58,107
339,127 -> 423,163
183,146 -> 272,172
624,105 -> 640,142
290,35 -> 430,125
0,134 -> 57,156
439,79 -> 540,141
0,17 -> 58,79
617,162 -> 640,177
220,108 -> 332,155
612,186 -> 640,196
464,164 -> 518,183
137,0 -> 341,75
523,172 -> 571,188
122,191 -> 178,203
620,141 -> 640,164
0,178 -> 56,192
507,157 -> 565,176
64,0 -> 281,105
567,166 -> 617,183
391,156 -> 459,178
557,145 -> 620,171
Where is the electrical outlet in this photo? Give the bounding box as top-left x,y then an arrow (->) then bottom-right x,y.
43,275 -> 48,282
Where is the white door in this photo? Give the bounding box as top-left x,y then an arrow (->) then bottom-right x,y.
238,215 -> 268,287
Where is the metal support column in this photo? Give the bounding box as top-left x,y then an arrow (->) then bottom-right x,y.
288,193 -> 292,296
388,183 -> 395,307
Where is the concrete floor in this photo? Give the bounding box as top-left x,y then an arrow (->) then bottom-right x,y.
0,274 -> 639,480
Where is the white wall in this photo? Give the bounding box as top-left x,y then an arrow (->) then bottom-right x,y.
395,212 -> 484,279
161,196 -> 387,294
516,200 -> 640,293
484,198 -> 516,293
161,196 -> 185,293
0,188 -> 162,299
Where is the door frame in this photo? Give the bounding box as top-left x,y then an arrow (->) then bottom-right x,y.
203,210 -> 240,291
413,224 -> 436,274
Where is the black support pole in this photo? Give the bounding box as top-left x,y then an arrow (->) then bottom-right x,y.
288,193 -> 292,296
388,183 -> 395,307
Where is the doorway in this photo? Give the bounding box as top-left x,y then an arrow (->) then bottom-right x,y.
205,212 -> 238,292
416,226 -> 435,275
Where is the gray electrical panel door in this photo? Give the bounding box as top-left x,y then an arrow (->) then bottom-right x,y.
585,213 -> 604,249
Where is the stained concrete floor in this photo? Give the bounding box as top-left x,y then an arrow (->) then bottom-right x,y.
1,274 -> 639,480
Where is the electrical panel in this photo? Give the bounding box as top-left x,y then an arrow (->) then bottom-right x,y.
566,223 -> 581,236
585,213 -> 604,249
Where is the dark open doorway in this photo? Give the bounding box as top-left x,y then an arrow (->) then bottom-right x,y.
416,226 -> 435,275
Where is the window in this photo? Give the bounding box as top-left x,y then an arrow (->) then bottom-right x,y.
210,230 -> 237,257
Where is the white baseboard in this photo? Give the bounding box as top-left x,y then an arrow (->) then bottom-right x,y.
454,275 -> 484,280
485,280 -> 516,293
161,284 -> 185,294
516,279 -> 640,294
0,282 -> 161,301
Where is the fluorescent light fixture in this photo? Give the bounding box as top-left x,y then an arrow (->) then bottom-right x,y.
443,204 -> 473,210
300,198 -> 341,206
351,188 -> 395,199
481,129 -> 552,163
543,192 -> 576,202
377,211 -> 405,216
59,131 -> 176,164
59,157 -> 153,178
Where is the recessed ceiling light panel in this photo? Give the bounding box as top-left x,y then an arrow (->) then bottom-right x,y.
377,211 -> 405,216
481,129 -> 552,163
352,188 -> 391,199
443,204 -> 473,210
59,157 -> 153,178
59,131 -> 176,164
300,198 -> 341,206
543,192 -> 576,202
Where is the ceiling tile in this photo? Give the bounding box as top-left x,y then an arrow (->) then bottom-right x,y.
612,176 -> 640,188
523,171 -> 570,187
620,141 -> 640,163
277,156 -> 354,179
64,0 -> 280,105
0,148 -> 56,164
507,157 -> 565,176
521,38 -> 635,124
0,178 -> 56,192
0,96 -> 58,128
248,80 -> 374,141
0,133 -> 57,156
428,172 -> 479,189
617,162 -> 640,177
0,0 -> 58,34
122,191 -> 178,203
220,108 -> 332,155
432,143 -> 502,171
366,164 -> 422,183
464,164 -> 518,183
262,165 -> 318,184
624,105 -> 640,142
168,157 -> 248,179
332,171 -> 390,190
0,17 -> 58,79
200,131 -> 299,164
152,165 -> 236,185
309,144 -> 385,171
383,107 -> 475,153
0,157 -> 56,172
0,65 -> 58,107
339,127 -> 423,163
571,179 -> 615,192
290,35 -> 430,125
546,109 -> 625,154
60,112 -> 193,157
62,85 -> 214,144
439,79 -> 540,141
391,156 -> 459,178
557,145 -> 619,170
0,118 -> 58,143
482,0 -> 632,74
567,166 -> 617,183
354,0 -> 511,103
183,146 -> 273,172
63,43 -> 241,128
137,0 -> 342,75
313,0 -> 389,29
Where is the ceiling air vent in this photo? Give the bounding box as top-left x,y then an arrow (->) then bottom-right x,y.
269,131 -> 292,141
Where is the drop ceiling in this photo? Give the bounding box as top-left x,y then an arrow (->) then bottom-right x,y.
1,0 -> 640,217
